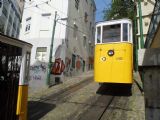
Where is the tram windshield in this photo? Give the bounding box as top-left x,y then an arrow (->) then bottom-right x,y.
102,24 -> 121,43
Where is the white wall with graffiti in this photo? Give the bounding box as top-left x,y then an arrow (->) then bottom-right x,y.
29,62 -> 48,92
20,0 -> 95,93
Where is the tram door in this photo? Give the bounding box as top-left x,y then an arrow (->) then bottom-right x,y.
0,42 -> 22,120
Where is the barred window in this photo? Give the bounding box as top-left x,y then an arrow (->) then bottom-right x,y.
84,12 -> 88,22
2,7 -> 8,17
72,54 -> 76,68
25,17 -> 31,32
75,0 -> 79,10
73,24 -> 78,39
83,36 -> 87,47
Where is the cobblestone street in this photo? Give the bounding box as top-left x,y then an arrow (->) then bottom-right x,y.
28,71 -> 145,120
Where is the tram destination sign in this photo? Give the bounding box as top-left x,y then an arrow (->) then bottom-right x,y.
138,48 -> 160,66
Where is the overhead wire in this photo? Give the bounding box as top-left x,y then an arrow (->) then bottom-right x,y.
22,0 -> 119,37
22,4 -> 91,37
56,20 -> 90,36
24,1 -> 49,9
42,1 -> 110,35
23,0 -> 110,24
23,0 -> 99,37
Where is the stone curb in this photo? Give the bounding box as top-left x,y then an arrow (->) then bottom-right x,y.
133,71 -> 144,93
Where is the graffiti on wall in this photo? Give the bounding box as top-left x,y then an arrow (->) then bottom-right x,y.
30,64 -> 47,73
32,75 -> 42,81
64,54 -> 85,76
65,57 -> 71,71
64,57 -> 72,76
76,56 -> 81,70
51,58 -> 65,75
88,57 -> 94,70
30,63 -> 47,81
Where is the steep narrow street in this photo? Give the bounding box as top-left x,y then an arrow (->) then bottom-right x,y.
28,72 -> 144,120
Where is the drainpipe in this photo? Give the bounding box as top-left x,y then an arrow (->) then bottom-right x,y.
134,2 -> 138,71
134,17 -> 139,71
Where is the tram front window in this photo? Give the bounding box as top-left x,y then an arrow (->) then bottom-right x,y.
102,24 -> 120,43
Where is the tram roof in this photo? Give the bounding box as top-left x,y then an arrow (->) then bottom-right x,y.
96,19 -> 132,26
0,33 -> 32,47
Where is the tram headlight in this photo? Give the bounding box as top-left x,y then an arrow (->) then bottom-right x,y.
101,57 -> 106,61
108,50 -> 114,56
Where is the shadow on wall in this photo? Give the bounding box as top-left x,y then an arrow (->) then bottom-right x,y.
139,48 -> 160,120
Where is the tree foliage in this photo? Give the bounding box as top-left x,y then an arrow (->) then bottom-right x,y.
103,0 -> 135,21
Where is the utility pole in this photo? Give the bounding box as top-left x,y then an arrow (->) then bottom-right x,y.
137,0 -> 144,48
133,2 -> 138,71
46,11 -> 57,85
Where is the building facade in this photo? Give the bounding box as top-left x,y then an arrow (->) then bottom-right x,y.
135,0 -> 155,48
65,0 -> 96,76
20,0 -> 96,92
0,0 -> 24,38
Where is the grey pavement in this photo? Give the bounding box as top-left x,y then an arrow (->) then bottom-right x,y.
28,70 -> 94,101
28,71 -> 145,120
102,81 -> 145,120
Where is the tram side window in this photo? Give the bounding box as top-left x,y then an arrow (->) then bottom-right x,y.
102,24 -> 120,43
123,23 -> 128,41
129,24 -> 132,42
96,27 -> 101,43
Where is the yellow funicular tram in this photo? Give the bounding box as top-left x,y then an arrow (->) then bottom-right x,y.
94,19 -> 133,84
0,33 -> 32,120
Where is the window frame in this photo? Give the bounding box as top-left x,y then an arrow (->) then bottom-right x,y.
95,26 -> 102,44
84,12 -> 88,22
75,0 -> 79,10
83,36 -> 87,48
73,24 -> 78,40
102,24 -> 121,43
25,17 -> 31,32
95,20 -> 133,44
35,47 -> 47,61
122,23 -> 128,42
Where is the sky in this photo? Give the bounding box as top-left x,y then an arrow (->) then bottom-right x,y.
94,0 -> 112,22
